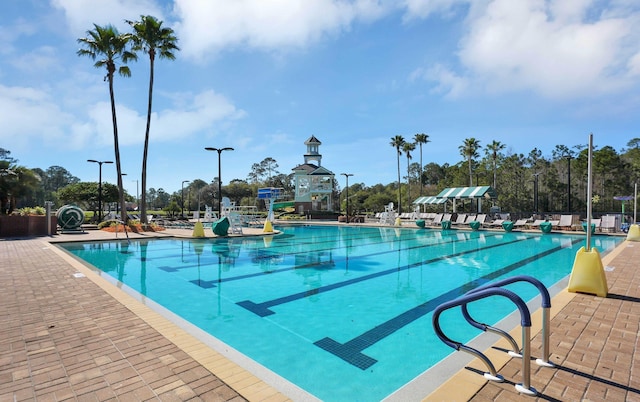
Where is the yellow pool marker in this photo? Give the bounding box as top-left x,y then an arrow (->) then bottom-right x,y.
627,224 -> 640,241
192,221 -> 205,238
568,134 -> 608,298
263,220 -> 273,233
567,246 -> 608,297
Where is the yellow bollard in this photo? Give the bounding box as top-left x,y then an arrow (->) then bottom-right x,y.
192,221 -> 205,238
567,247 -> 608,297
395,217 -> 401,226
627,224 -> 640,241
263,220 -> 274,233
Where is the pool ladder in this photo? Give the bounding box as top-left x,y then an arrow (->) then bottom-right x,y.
432,275 -> 555,396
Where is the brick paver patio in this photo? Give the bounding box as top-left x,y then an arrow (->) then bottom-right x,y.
1,228 -> 638,401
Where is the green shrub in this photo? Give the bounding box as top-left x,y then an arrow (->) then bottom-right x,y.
17,207 -> 46,216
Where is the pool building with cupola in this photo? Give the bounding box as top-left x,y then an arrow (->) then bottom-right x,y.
291,135 -> 335,214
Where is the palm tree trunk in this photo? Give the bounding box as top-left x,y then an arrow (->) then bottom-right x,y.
406,155 -> 411,208
419,143 -> 423,196
140,56 -> 155,225
396,150 -> 401,214
108,74 -> 126,223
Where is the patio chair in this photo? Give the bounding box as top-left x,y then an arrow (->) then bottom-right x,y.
528,219 -> 546,229
488,219 -> 504,227
600,215 -> 617,233
513,219 -> 529,229
451,214 -> 467,225
557,215 -> 573,230
430,213 -> 444,226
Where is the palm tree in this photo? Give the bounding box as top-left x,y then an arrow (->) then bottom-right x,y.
459,138 -> 481,186
77,24 -> 136,223
403,142 -> 416,207
390,135 -> 406,214
485,140 -> 505,189
127,15 -> 179,225
413,133 -> 430,195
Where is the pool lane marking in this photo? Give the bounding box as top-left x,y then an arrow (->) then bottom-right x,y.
153,229 -> 452,269
313,237 -> 584,370
236,235 -> 531,317
183,231 -> 504,288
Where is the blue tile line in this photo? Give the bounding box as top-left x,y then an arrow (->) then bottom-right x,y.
236,235 -> 531,317
314,237 -> 583,369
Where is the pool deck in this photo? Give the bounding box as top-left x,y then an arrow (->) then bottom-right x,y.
1,224 -> 638,401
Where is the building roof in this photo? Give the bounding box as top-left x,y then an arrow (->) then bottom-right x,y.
291,163 -> 334,175
304,135 -> 321,145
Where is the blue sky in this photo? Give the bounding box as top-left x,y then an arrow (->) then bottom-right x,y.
2,0 -> 639,197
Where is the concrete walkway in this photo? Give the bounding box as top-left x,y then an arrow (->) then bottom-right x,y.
1,226 -> 638,401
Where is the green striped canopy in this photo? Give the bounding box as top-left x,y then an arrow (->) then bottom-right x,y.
412,196 -> 447,204
435,186 -> 497,199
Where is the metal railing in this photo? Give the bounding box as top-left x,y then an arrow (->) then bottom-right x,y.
462,275 -> 554,367
432,286 -> 538,396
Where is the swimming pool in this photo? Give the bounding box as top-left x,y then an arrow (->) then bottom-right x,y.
59,225 -> 623,401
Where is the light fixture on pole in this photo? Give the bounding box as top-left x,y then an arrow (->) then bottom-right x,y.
341,173 -> 353,224
87,159 -> 113,222
532,172 -> 540,213
205,147 -> 234,217
181,180 -> 190,218
564,154 -> 573,212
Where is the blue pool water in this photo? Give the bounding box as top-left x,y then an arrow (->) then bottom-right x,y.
59,225 -> 622,401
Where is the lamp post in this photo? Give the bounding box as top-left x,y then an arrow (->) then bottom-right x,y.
564,154 -> 573,212
120,173 -> 127,217
532,172 -> 540,213
181,180 -> 189,218
87,159 -> 113,222
133,179 -> 139,211
205,147 -> 234,217
341,173 -> 353,224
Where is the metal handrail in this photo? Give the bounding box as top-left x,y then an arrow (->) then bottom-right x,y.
462,275 -> 554,367
432,287 -> 537,396
110,219 -> 131,244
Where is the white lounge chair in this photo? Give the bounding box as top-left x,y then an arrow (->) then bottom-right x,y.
431,213 -> 444,226
513,219 -> 529,229
556,215 -> 572,230
452,214 -> 467,225
600,215 -> 617,232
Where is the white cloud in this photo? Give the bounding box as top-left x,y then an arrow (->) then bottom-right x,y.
411,0 -> 640,99
0,85 -> 72,149
0,79 -> 244,155
74,89 -> 246,148
11,46 -> 60,74
173,0 -> 391,59
411,64 -> 468,98
51,0 -> 165,35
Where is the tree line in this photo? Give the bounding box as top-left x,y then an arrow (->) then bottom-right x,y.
2,136 -> 639,220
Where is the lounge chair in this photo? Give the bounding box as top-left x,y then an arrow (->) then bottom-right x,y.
528,219 -> 546,229
513,219 -> 529,229
464,214 -> 477,224
452,214 -> 467,225
430,213 -> 444,226
557,215 -> 573,230
475,214 -> 487,226
600,215 -> 617,232
488,219 -> 504,227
